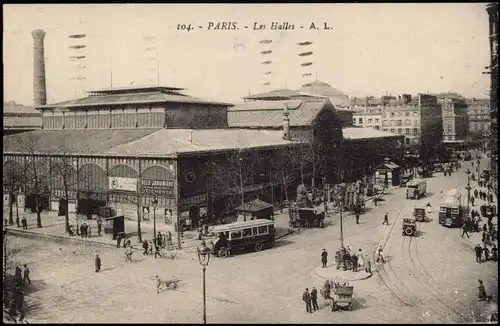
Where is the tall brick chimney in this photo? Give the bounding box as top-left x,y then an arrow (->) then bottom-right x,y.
32,29 -> 47,106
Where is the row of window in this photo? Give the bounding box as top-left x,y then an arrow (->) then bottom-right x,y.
42,113 -> 165,129
383,128 -> 420,136
219,225 -> 271,240
385,111 -> 419,118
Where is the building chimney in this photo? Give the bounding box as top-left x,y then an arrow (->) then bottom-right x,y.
188,130 -> 193,143
282,103 -> 290,140
32,29 -> 47,106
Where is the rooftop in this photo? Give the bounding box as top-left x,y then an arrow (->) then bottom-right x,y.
342,127 -> 403,140
228,99 -> 332,128
243,80 -> 350,107
36,85 -> 232,109
3,128 -> 302,158
3,102 -> 42,129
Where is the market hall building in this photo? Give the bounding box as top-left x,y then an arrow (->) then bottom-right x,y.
3,85 -> 403,227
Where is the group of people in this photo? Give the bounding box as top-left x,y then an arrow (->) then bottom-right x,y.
320,246 -> 372,273
15,216 -> 29,230
14,264 -> 31,285
302,287 -> 320,313
69,217 -> 104,237
474,243 -> 498,263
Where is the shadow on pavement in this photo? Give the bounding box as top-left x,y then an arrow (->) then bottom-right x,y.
273,239 -> 294,249
353,297 -> 368,310
20,279 -> 50,295
416,230 -> 426,237
425,192 -> 435,198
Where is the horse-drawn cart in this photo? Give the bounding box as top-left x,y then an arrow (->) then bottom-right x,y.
289,207 -> 325,228
321,281 -> 354,311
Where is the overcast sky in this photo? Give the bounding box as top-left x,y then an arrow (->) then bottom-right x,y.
3,3 -> 491,106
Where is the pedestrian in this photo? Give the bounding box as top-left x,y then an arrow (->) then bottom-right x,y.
474,189 -> 478,198
334,250 -> 341,270
124,237 -> 131,248
15,266 -> 23,285
80,224 -> 85,238
475,244 -> 483,263
21,217 -> 28,230
142,239 -> 149,255
343,250 -> 351,270
302,288 -> 312,313
478,280 -> 490,302
16,216 -> 20,228
95,254 -> 101,273
491,244 -> 498,261
473,218 -> 480,233
355,213 -> 360,224
154,244 -> 163,259
125,246 -> 133,262
382,213 -> 389,225
352,254 -> 359,272
365,257 -> 372,273
490,225 -> 497,241
357,249 -> 365,268
376,246 -> 385,263
22,265 -> 31,285
488,193 -> 493,203
148,240 -> 154,255
97,217 -> 102,236
321,249 -> 328,268
198,228 -> 203,240
117,233 -> 123,248
461,223 -> 470,239
471,196 -> 475,207
157,232 -> 163,248
483,245 -> 490,261
87,224 -> 91,237
484,232 -> 491,246
310,287 -> 319,311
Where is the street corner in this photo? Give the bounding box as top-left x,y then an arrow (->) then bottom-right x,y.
313,265 -> 373,282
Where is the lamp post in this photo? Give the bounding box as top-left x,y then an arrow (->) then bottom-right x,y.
477,158 -> 481,179
239,156 -> 245,221
465,169 -> 471,214
152,198 -> 158,250
197,241 -> 211,324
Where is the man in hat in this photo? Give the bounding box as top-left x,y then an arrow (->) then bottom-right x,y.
302,288 -> 312,313
321,249 -> 328,268
310,287 -> 319,311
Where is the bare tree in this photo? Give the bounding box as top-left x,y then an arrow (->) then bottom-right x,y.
16,134 -> 50,228
271,145 -> 300,204
208,150 -> 258,218
49,142 -> 87,234
3,161 -> 26,226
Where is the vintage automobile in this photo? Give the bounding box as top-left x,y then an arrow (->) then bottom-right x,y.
413,206 -> 426,222
289,206 -> 325,228
208,219 -> 276,258
402,218 -> 417,236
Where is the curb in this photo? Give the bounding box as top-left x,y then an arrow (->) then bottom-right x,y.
276,230 -> 294,240
5,227 -> 118,248
313,266 -> 373,282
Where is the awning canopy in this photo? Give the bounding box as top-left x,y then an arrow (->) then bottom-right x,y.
236,199 -> 273,213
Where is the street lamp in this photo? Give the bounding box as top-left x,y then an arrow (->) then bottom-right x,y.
197,241 -> 211,324
465,169 -> 471,214
477,158 -> 481,178
152,198 -> 158,251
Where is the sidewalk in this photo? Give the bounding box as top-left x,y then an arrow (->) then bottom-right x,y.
4,205 -> 295,252
313,264 -> 373,282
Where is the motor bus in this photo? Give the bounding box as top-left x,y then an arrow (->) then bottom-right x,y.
438,188 -> 464,227
208,219 -> 276,258
406,179 -> 427,199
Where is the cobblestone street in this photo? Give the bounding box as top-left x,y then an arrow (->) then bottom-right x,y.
5,158 -> 497,323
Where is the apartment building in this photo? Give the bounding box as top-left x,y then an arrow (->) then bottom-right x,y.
466,98 -> 490,137
352,94 -> 442,147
